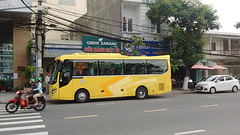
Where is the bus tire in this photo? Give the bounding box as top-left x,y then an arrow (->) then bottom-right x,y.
136,87 -> 148,99
75,90 -> 89,103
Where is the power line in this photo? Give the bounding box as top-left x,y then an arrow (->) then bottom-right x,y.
47,7 -> 168,33
21,0 -> 36,14
43,16 -> 132,44
46,12 -> 130,40
44,1 -> 168,32
0,6 -> 36,11
47,7 -> 166,37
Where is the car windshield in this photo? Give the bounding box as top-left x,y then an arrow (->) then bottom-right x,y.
204,76 -> 218,82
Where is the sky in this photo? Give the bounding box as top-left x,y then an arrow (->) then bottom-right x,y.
201,0 -> 240,33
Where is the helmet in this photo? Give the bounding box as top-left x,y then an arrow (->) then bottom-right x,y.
37,77 -> 42,82
30,78 -> 36,83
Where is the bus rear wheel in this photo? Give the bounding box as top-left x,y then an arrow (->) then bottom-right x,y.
136,87 -> 148,99
75,90 -> 89,103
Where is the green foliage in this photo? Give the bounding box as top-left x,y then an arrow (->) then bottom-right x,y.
18,65 -> 35,81
146,0 -> 220,75
125,35 -> 145,56
27,40 -> 34,64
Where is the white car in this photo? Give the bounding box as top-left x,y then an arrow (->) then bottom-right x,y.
195,75 -> 240,94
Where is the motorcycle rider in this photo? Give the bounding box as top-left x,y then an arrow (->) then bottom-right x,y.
22,78 -> 37,108
33,77 -> 43,106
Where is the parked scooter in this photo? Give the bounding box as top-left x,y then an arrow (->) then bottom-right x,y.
5,90 -> 46,113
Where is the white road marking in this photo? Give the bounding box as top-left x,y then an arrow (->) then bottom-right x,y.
12,131 -> 48,135
65,115 -> 98,119
201,104 -> 219,108
175,130 -> 206,135
0,116 -> 41,121
0,125 -> 46,132
144,109 -> 167,113
0,119 -> 43,126
0,113 -> 40,118
0,110 -> 6,112
95,103 -> 115,105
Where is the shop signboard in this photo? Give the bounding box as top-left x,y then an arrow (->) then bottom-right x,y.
122,41 -> 169,56
82,36 -> 121,53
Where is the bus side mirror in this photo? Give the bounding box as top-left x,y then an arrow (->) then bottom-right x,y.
46,62 -> 54,73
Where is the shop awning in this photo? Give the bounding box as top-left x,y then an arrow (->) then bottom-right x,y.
44,48 -> 84,58
211,65 -> 227,70
191,64 -> 213,70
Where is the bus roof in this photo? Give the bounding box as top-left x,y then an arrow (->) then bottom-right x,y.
55,53 -> 170,61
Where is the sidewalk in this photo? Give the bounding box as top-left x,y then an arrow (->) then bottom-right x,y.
0,89 -> 194,104
171,88 -> 195,94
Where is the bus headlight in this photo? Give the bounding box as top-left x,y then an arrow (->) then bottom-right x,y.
52,88 -> 57,94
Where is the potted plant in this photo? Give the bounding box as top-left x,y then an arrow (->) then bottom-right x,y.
0,79 -> 7,91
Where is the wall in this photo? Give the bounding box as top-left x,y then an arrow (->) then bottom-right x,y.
122,1 -> 169,41
32,0 -> 87,42
74,0 -> 122,39
204,32 -> 240,76
13,28 -> 31,88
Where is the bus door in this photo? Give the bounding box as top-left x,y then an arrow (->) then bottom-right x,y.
59,61 -> 73,99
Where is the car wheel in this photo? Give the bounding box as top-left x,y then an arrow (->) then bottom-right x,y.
75,90 -> 89,103
232,86 -> 238,93
210,87 -> 216,94
136,87 -> 148,99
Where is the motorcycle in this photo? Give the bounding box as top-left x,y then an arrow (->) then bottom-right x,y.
5,90 -> 46,113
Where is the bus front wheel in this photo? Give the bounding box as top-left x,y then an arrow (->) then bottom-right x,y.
136,87 -> 148,99
75,90 -> 89,103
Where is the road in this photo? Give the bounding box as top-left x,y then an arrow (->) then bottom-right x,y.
1,91 -> 240,135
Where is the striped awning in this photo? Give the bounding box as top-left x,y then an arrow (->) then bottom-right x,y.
44,48 -> 84,58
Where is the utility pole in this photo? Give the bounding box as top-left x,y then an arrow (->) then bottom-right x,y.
35,0 -> 44,77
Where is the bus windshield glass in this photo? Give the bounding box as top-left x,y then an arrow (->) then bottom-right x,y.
51,60 -> 61,84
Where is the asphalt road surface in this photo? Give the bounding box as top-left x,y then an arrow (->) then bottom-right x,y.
1,91 -> 240,135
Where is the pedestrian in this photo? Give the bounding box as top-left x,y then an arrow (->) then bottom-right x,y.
45,73 -> 51,95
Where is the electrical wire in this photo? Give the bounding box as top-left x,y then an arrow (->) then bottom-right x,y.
47,7 -> 168,34
21,0 -> 36,14
47,7 -> 165,36
46,12 -> 131,40
0,6 -> 36,11
14,1 -> 240,58
44,1 -> 168,32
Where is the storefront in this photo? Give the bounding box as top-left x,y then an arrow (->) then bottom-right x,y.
0,2 -> 32,90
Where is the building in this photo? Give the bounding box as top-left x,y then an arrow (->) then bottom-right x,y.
73,0 -> 122,40
204,31 -> 240,77
0,0 -> 32,90
0,0 -> 87,89
73,0 -> 168,41
122,0 -> 168,41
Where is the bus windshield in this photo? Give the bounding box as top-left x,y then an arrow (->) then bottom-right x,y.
51,60 -> 61,84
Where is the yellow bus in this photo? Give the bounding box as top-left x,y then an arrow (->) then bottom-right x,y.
48,53 -> 171,102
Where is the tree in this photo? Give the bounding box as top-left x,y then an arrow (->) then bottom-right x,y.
122,35 -> 145,56
146,0 -> 220,90
234,22 -> 240,29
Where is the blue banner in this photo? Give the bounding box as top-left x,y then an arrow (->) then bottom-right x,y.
122,41 -> 169,56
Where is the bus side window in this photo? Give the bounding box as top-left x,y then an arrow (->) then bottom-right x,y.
82,68 -> 88,76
